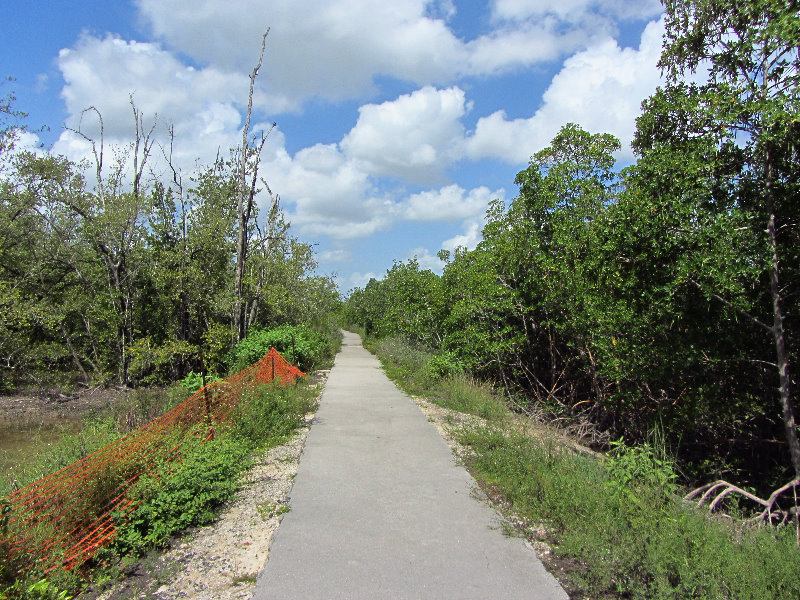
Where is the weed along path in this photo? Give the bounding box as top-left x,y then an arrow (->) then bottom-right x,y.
254,331 -> 568,600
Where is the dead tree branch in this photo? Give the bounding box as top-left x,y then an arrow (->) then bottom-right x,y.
686,478 -> 800,526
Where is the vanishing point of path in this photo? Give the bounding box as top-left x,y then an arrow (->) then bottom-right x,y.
253,331 -> 568,600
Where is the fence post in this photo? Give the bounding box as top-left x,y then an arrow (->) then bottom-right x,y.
200,347 -> 213,439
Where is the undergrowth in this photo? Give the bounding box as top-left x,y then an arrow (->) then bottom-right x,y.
111,380 -> 316,558
367,334 -> 800,600
1,379 -> 317,599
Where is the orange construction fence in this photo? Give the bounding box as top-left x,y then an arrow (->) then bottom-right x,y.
1,347 -> 303,574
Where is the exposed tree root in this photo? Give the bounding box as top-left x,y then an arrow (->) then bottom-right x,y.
685,478 -> 800,526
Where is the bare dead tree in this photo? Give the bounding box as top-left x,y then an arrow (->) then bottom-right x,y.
64,100 -> 157,384
234,27 -> 276,342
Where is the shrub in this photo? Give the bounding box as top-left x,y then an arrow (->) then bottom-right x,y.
227,324 -> 331,373
112,436 -> 248,556
232,382 -> 317,450
426,351 -> 464,379
179,371 -> 221,395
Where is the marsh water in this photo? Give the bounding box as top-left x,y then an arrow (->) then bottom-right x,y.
0,415 -> 83,488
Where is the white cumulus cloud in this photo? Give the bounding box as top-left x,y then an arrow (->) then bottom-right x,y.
466,17 -> 665,163
135,0 -> 617,108
401,184 -> 503,222
341,86 -> 470,185
442,220 -> 483,252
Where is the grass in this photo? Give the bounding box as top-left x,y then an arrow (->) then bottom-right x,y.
367,336 -> 507,422
366,335 -> 800,600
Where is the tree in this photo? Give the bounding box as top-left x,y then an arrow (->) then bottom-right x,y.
234,29 -> 277,342
658,0 -> 800,476
463,124 -> 620,406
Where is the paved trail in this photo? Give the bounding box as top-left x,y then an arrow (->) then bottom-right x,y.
253,331 -> 567,600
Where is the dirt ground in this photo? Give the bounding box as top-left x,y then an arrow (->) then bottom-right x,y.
0,386 -> 133,420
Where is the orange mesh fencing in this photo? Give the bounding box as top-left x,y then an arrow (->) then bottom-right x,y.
1,347 -> 304,574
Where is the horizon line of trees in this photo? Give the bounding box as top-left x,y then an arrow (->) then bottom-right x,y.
345,0 -> 800,491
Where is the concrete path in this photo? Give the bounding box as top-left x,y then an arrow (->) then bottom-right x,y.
253,332 -> 568,600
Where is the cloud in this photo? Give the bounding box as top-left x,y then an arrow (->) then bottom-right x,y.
465,23 -> 590,74
47,1 -> 668,278
318,248 -> 353,263
401,184 -> 502,222
266,144 -> 390,239
57,35 -> 256,138
442,219 -> 483,252
466,17 -> 665,163
340,86 -> 469,185
135,0 -> 616,108
407,246 -> 445,272
347,271 -> 382,291
491,0 -> 661,24
402,216 -> 486,279
52,33 -> 278,176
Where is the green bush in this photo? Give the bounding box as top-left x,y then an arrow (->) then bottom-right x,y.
232,382 -> 317,450
227,324 -> 332,373
426,351 -> 464,379
112,436 -> 248,556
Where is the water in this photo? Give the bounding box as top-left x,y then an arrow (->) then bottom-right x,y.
0,415 -> 83,489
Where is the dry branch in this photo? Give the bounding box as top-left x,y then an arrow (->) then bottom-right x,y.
685,478 -> 800,526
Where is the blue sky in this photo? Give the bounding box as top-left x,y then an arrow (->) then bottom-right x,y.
2,0 -> 666,293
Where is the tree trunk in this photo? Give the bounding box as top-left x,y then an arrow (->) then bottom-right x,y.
765,143 -> 800,478
234,29 -> 270,343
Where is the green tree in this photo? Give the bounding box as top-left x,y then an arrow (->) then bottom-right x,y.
658,0 -> 800,476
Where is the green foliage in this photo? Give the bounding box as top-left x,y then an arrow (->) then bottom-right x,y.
112,435 -> 248,556
606,437 -> 678,504
231,382 -> 317,450
344,259 -> 446,348
0,579 -> 73,600
227,324 -> 333,373
369,337 -> 507,422
180,371 -> 221,395
425,351 -> 464,380
433,375 -> 508,422
111,380 -> 315,559
128,338 -> 197,386
1,501 -> 78,599
367,336 -> 435,396
0,104 -> 339,390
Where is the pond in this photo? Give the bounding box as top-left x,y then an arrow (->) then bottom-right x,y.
0,415 -> 83,491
